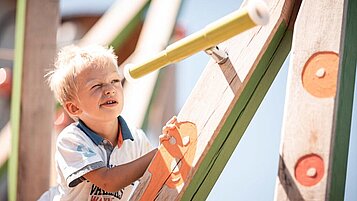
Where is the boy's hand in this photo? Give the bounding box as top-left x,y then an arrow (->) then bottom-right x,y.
159,116 -> 177,144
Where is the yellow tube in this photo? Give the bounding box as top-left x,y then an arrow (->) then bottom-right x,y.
124,0 -> 269,80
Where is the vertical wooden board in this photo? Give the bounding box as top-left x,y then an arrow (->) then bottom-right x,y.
9,0 -> 58,200
130,0 -> 297,200
274,0 -> 353,200
9,0 -> 26,200
328,0 -> 357,199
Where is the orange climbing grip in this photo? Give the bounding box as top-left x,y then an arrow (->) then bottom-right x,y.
140,121 -> 197,200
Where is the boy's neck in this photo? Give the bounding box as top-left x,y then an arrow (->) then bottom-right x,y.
81,118 -> 120,147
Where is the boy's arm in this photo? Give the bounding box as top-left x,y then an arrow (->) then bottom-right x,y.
83,148 -> 157,192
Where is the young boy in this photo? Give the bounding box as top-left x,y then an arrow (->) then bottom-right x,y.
38,45 -> 161,200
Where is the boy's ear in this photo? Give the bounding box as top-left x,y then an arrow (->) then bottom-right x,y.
64,101 -> 81,116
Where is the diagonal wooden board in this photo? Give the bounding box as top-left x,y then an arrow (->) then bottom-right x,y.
275,0 -> 357,200
78,0 -> 150,48
130,0 -> 300,200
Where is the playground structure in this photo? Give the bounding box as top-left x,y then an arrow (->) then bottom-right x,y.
0,0 -> 356,200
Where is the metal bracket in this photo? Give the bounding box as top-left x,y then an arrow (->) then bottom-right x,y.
204,46 -> 229,64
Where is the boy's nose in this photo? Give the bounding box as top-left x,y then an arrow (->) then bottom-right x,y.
104,86 -> 116,95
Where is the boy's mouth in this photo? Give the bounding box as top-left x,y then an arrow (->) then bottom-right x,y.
100,100 -> 118,106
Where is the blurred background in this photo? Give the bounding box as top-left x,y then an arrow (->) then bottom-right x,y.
0,0 -> 356,200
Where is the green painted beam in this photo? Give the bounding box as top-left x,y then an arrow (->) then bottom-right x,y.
328,0 -> 357,199
110,1 -> 150,49
8,0 -> 26,200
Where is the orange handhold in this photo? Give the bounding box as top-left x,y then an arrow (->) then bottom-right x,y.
140,121 -> 197,200
302,51 -> 339,98
295,154 -> 324,187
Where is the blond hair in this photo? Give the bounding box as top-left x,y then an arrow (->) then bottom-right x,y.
46,44 -> 123,105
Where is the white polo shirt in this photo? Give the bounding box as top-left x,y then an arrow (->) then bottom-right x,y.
38,116 -> 153,201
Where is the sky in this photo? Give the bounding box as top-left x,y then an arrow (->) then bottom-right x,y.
175,0 -> 357,200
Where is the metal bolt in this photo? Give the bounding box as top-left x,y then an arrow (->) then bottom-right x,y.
306,167 -> 317,178
315,67 -> 326,78
169,136 -> 176,145
182,136 -> 190,146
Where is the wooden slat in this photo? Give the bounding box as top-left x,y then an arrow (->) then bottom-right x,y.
275,0 -> 356,200
9,0 -> 58,200
121,0 -> 182,128
130,0 -> 298,200
78,0 -> 150,48
326,0 -> 357,199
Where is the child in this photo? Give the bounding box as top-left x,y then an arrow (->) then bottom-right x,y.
39,45 -> 162,200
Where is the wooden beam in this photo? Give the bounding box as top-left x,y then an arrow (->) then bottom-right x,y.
78,0 -> 150,48
274,0 -> 356,200
9,0 -> 58,200
327,0 -> 357,199
121,0 -> 182,128
130,0 -> 298,200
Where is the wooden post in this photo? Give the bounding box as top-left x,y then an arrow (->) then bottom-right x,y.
130,0 -> 299,200
274,0 -> 356,200
9,0 -> 58,200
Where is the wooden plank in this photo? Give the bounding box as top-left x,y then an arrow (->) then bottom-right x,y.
274,0 -> 356,200
78,0 -> 150,48
121,0 -> 182,128
130,0 -> 298,200
9,0 -> 58,200
327,0 -> 357,199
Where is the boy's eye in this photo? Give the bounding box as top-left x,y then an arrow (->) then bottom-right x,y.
91,84 -> 102,89
111,79 -> 121,84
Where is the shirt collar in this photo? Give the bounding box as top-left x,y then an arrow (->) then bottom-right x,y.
77,116 -> 134,147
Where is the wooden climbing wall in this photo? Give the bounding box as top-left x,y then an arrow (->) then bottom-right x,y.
275,0 -> 357,200
130,0 -> 300,200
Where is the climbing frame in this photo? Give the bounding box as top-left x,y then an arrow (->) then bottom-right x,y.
130,0 -> 299,200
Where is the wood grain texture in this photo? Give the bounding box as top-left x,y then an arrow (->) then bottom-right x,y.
274,0 -> 354,200
122,0 -> 182,128
130,0 -> 297,200
9,0 -> 58,200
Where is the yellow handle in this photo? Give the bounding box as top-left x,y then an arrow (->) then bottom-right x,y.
124,1 -> 269,80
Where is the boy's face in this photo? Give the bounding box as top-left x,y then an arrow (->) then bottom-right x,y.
68,64 -> 124,123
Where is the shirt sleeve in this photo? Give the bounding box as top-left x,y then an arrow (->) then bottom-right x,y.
56,131 -> 105,187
